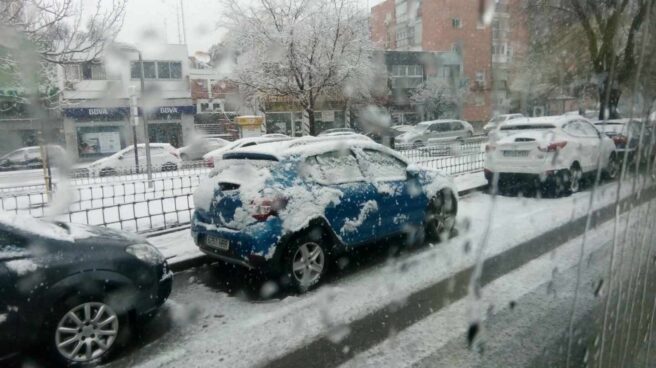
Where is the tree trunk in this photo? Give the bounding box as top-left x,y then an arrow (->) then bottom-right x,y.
308,108 -> 316,136
598,79 -> 622,120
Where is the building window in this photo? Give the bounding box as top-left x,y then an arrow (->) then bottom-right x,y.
475,71 -> 486,87
65,61 -> 107,80
131,61 -> 182,79
452,18 -> 462,28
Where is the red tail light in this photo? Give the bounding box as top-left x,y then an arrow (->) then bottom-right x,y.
538,141 -> 567,152
251,196 -> 287,221
205,156 -> 214,168
612,135 -> 628,145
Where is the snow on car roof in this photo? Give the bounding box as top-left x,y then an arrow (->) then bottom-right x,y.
502,116 -> 569,127
418,119 -> 456,126
227,135 -> 405,162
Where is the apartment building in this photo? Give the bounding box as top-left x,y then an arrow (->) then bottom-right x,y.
58,43 -> 195,161
371,0 -> 528,123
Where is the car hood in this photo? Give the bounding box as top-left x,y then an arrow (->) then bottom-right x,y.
64,223 -> 145,248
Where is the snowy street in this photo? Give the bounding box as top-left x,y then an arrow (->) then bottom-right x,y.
94,178 -> 656,368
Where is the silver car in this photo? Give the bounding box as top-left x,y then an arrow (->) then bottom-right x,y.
394,120 -> 474,148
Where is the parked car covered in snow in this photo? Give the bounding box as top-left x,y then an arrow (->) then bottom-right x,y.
191,136 -> 458,292
484,116 -> 618,194
0,215 -> 172,366
0,145 -> 67,171
594,119 -> 655,164
177,135 -> 231,161
86,143 -> 181,177
394,120 -> 474,148
317,128 -> 356,136
202,135 -> 291,168
483,114 -> 525,135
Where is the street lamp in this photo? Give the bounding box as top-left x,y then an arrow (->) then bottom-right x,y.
118,44 -> 153,186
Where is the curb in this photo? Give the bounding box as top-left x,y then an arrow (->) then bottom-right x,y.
165,183 -> 489,274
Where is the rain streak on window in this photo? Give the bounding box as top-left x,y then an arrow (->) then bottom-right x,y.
0,0 -> 655,367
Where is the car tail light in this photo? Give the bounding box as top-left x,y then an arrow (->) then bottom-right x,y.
538,141 -> 567,152
612,135 -> 628,145
485,144 -> 496,152
251,195 -> 287,221
205,156 -> 214,168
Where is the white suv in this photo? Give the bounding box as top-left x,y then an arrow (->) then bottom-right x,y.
87,143 -> 181,177
484,116 -> 618,194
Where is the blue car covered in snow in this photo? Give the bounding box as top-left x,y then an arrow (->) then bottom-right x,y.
191,135 -> 457,291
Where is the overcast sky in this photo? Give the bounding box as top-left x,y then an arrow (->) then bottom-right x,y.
116,0 -> 384,55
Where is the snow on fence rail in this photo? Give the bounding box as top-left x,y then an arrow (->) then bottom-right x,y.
0,138 -> 486,233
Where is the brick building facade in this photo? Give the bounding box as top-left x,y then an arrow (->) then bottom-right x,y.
371,0 -> 528,123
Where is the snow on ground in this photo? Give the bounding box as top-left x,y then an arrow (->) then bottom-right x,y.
108,177 -> 650,368
341,198 -> 651,368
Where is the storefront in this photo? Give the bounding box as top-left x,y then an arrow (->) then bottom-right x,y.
63,105 -> 195,161
264,110 -> 346,136
147,106 -> 195,147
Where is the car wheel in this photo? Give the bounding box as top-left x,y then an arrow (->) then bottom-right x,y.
425,190 -> 457,242
48,298 -> 130,366
162,162 -> 178,171
604,153 -> 619,180
282,231 -> 329,293
99,168 -> 116,177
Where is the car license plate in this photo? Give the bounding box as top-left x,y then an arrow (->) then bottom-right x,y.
206,236 -> 230,251
503,150 -> 529,157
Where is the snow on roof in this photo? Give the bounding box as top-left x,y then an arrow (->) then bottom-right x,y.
503,116 -> 568,127
227,135 -> 404,162
0,213 -> 74,242
418,119 -> 454,126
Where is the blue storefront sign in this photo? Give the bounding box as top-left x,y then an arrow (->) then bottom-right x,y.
64,106 -> 195,119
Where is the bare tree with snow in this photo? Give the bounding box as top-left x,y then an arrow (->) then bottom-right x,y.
0,0 -> 126,108
221,0 -> 376,135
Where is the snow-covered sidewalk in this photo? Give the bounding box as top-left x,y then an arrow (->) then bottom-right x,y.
150,171 -> 488,267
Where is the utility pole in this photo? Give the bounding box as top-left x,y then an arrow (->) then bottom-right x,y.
129,86 -> 140,173
138,51 -> 153,187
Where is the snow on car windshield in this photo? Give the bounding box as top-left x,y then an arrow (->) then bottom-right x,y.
3,0 -> 656,367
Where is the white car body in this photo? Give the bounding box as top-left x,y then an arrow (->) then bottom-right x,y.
484,116 -> 617,180
87,143 -> 181,176
177,136 -> 230,161
202,135 -> 291,167
483,114 -> 525,134
394,120 -> 474,147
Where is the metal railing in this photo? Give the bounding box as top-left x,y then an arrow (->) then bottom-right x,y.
396,136 -> 486,176
0,137 -> 487,233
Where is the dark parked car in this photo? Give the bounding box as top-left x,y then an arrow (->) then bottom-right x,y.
594,119 -> 655,164
0,216 -> 172,366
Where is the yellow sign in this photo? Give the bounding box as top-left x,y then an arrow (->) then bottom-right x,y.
235,115 -> 264,126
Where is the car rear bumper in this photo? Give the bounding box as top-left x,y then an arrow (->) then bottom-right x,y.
190,211 -> 284,272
